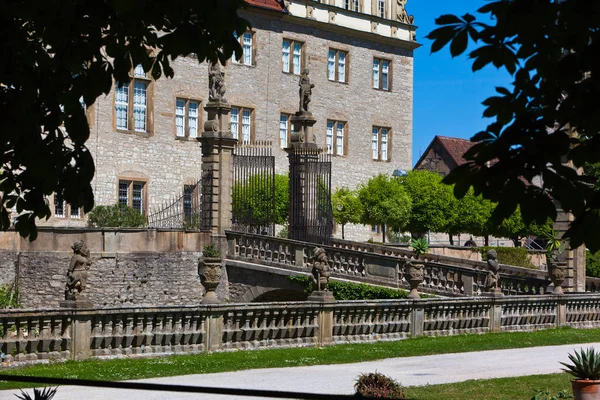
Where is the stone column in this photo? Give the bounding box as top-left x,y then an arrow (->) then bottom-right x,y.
198,100 -> 237,245
285,111 -> 319,242
554,209 -> 586,292
410,303 -> 424,337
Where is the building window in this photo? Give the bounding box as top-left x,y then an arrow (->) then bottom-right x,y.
53,192 -> 81,219
327,49 -> 348,83
373,58 -> 391,91
230,106 -> 254,143
377,0 -> 385,18
326,120 -> 347,156
344,0 -> 359,11
183,184 -> 197,219
279,113 -> 291,149
175,98 -> 200,138
115,65 -> 152,133
282,39 -> 304,75
233,31 -> 255,66
372,126 -> 391,161
118,180 -> 146,214
371,225 -> 381,233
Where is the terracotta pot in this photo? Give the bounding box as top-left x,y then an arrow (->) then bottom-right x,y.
572,379 -> 600,400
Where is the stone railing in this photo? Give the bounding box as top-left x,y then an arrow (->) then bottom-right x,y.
3,294 -> 600,364
225,231 -> 550,297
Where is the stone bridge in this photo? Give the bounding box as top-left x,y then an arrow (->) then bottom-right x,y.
224,231 -> 553,303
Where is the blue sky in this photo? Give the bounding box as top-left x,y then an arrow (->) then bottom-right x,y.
408,0 -> 512,166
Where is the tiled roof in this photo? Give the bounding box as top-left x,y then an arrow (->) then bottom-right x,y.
435,136 -> 475,168
245,0 -> 285,12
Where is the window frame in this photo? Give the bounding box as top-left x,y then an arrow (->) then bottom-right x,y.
372,126 -> 392,162
117,178 -> 148,215
344,0 -> 360,11
327,49 -> 349,84
372,57 -> 392,91
114,66 -> 154,135
279,112 -> 292,149
377,0 -> 386,18
232,30 -> 256,66
174,97 -> 202,139
325,119 -> 348,157
282,38 -> 305,75
230,106 -> 255,144
52,192 -> 82,220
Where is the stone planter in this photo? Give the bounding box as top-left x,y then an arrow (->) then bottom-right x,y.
405,262 -> 424,299
549,262 -> 567,295
199,257 -> 222,304
571,379 -> 600,400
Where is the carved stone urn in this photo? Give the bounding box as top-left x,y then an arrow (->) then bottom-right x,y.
547,249 -> 568,295
198,257 -> 222,304
405,261 -> 424,299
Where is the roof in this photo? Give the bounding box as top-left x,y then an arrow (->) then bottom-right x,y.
245,0 -> 285,12
414,135 -> 475,170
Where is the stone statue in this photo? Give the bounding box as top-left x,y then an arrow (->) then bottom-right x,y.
208,61 -> 226,102
65,240 -> 92,300
298,68 -> 315,112
310,247 -> 331,292
485,249 -> 500,292
397,0 -> 415,25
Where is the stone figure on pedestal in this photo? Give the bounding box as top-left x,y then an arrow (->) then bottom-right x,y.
485,249 -> 502,295
307,247 -> 335,302
65,240 -> 92,301
298,68 -> 315,113
208,61 -> 226,102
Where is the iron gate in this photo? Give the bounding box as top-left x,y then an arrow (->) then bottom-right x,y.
288,148 -> 333,244
232,141 -> 276,235
147,168 -> 213,231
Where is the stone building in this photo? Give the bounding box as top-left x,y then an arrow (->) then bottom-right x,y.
413,135 -> 475,176
43,0 -> 419,241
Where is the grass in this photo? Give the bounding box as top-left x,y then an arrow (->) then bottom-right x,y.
405,373 -> 573,400
1,327 -> 598,391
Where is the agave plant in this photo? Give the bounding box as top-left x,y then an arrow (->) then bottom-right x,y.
560,348 -> 600,380
410,238 -> 429,259
15,387 -> 58,400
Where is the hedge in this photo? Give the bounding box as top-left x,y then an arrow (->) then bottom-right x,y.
479,246 -> 538,270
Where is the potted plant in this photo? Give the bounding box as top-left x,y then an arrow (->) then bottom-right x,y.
560,347 -> 600,399
198,244 -> 222,304
545,228 -> 567,295
405,238 -> 429,299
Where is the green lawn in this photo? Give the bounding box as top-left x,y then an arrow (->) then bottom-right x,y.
1,327 -> 598,391
405,373 -> 573,400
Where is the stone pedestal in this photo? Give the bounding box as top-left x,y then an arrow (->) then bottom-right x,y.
406,262 -> 424,299
198,101 -> 237,237
199,257 -> 223,304
59,298 -> 93,309
481,288 -> 504,298
307,290 -> 336,303
289,111 -> 317,148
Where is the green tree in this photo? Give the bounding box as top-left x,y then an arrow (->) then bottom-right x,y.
87,204 -> 147,228
452,188 -> 495,246
358,174 -> 412,243
332,187 -> 363,240
427,0 -> 600,251
233,173 -> 289,226
493,206 -> 552,248
400,170 -> 459,244
0,1 -> 249,240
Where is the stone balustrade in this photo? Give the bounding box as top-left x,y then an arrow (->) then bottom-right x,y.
226,231 -> 550,297
3,295 -> 600,364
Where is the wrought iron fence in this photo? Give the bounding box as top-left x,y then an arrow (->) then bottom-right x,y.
147,168 -> 213,231
232,141 -> 276,236
289,147 -> 333,244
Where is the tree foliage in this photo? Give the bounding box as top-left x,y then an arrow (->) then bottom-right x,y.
427,0 -> 600,251
357,174 -> 411,242
400,170 -> 458,235
452,188 -> 495,239
0,0 -> 249,240
332,187 -> 362,239
232,173 -> 289,226
494,206 -> 552,247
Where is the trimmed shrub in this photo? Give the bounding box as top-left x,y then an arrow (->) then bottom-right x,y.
480,246 -> 538,270
354,372 -> 405,399
586,250 -> 600,278
87,204 -> 147,228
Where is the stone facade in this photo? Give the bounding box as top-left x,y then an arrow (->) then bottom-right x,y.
40,1 -> 417,242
